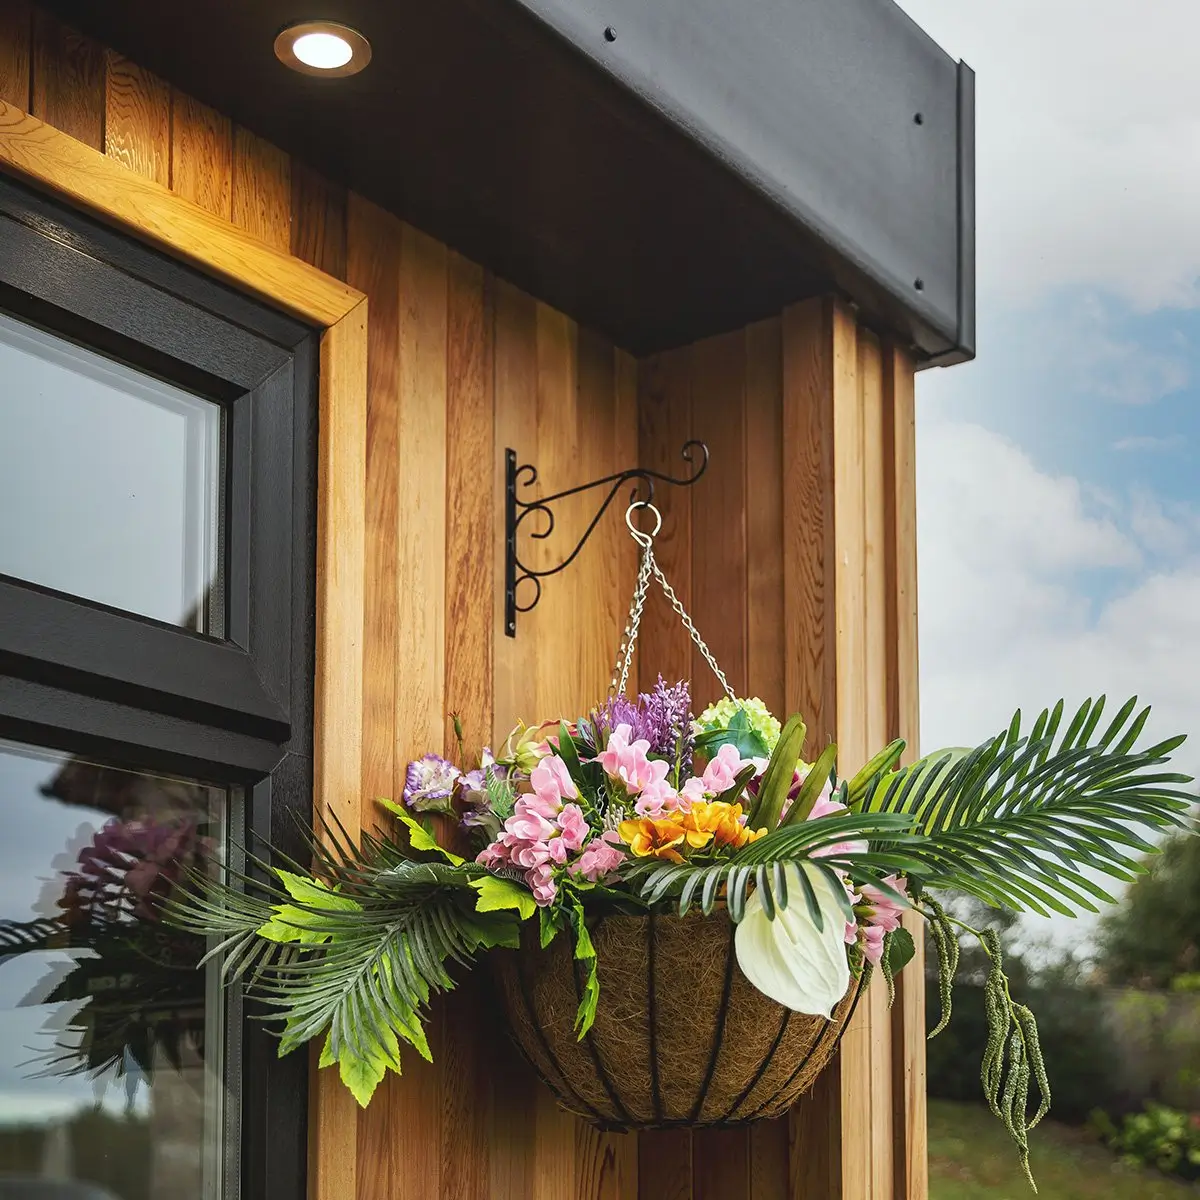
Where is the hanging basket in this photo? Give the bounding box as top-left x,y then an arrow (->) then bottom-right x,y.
492,909 -> 862,1130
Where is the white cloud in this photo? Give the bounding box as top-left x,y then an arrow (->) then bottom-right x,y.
917,419 -> 1200,945
895,0 -> 1200,310
918,419 -> 1200,773
1113,434 -> 1186,452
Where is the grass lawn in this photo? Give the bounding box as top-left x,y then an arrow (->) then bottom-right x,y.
929,1100 -> 1200,1199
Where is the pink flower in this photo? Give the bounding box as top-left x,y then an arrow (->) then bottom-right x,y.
678,777 -> 706,809
531,755 -> 578,805
594,724 -> 663,795
571,832 -> 625,882
556,803 -> 590,851
861,875 -> 909,934
862,924 -> 886,965
634,776 -> 681,818
702,744 -> 750,794
802,787 -> 868,860
526,863 -> 557,906
476,843 -> 506,869
547,837 -> 570,863
505,798 -> 556,842
510,840 -> 552,869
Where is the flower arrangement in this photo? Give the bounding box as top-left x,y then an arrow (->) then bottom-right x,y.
167,681 -> 1194,1186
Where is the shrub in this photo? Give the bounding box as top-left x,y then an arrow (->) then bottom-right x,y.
1094,1102 -> 1200,1180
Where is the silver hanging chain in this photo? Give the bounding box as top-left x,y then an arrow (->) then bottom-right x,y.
609,502 -> 736,701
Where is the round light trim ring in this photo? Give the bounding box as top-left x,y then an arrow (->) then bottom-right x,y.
274,21 -> 372,78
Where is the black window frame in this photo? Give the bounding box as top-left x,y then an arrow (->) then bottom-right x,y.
0,173 -> 316,1200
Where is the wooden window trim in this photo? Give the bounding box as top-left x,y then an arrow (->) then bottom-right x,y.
0,97 -> 366,1200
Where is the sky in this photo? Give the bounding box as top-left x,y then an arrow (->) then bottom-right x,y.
893,0 -> 1200,949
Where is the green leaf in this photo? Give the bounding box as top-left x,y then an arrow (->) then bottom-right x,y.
885,926 -> 916,976
696,709 -> 770,762
377,799 -> 464,864
846,739 -> 906,810
337,1026 -> 401,1107
779,742 -> 840,827
540,905 -> 562,949
569,901 -> 600,1038
470,874 -> 536,920
749,715 -> 807,831
258,873 -> 362,944
318,1033 -> 335,1069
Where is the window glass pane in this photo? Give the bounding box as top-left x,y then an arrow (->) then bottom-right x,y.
0,739 -> 236,1199
0,311 -> 224,635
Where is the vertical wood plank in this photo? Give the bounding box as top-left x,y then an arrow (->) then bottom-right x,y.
292,160 -> 347,280
638,1129 -> 693,1200
860,330 -> 895,1200
346,192 -> 401,1200
745,317 -> 784,715
636,350 -> 693,692
170,90 -> 231,217
232,125 -> 290,250
441,252 -> 493,1200
689,331 -> 748,706
390,220 -> 449,1200
749,1120 -> 789,1200
309,300 -> 368,1200
0,0 -> 31,111
885,344 -> 927,1200
104,51 -> 168,184
492,280 -> 539,745
576,1124 -> 637,1200
31,10 -> 103,149
694,1128 -> 751,1200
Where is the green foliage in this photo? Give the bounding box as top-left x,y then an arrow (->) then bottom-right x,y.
694,706 -> 771,761
863,696 -> 1194,917
1097,830 -> 1200,989
165,804 -> 530,1107
881,926 -> 916,1005
1096,1103 -> 1200,1181
747,714 -> 807,830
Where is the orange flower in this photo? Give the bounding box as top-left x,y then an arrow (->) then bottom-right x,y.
683,800 -> 768,852
618,816 -> 688,863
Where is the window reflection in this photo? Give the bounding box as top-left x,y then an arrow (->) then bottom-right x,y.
0,741 -> 233,1199
0,311 -> 224,635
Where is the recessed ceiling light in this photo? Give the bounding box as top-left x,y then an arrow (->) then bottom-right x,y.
274,21 -> 371,78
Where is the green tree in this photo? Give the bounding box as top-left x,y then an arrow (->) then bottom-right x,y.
1097,830 -> 1200,989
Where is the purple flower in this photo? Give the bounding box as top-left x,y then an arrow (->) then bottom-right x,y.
402,754 -> 461,815
593,676 -> 692,762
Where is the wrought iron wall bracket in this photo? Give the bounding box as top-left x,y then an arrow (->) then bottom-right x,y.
504,440 -> 709,637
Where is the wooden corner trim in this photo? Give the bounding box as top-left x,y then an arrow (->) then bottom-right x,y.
0,99 -> 363,327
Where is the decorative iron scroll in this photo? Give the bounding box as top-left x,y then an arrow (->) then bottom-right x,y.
503,440 -> 709,637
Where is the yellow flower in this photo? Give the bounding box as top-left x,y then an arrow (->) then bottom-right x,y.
683,800 -> 763,851
618,816 -> 688,863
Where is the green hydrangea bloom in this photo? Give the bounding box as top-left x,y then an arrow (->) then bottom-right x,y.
694,696 -> 782,753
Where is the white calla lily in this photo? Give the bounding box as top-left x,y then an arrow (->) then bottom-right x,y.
734,861 -> 851,1018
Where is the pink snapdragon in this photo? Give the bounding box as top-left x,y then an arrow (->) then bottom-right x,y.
571,832 -> 625,882
595,725 -> 660,793
676,744 -> 754,811
844,874 -> 910,965
475,753 -> 625,905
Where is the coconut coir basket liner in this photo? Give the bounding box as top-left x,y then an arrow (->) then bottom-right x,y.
492,909 -> 863,1130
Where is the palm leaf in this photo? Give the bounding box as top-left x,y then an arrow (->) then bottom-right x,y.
861,696 -> 1195,916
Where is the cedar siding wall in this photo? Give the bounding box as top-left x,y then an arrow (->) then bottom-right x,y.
0,4 -> 923,1197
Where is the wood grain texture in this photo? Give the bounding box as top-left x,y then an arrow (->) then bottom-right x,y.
103,51 -> 168,183
749,1119 -> 789,1200
233,125 -> 290,250
346,191 -> 401,1200
0,103 -> 359,324
441,252 -> 493,1200
859,330 -> 895,1200
635,349 -> 693,692
886,345 -> 927,1200
0,0 -> 30,111
744,318 -> 784,714
170,89 -> 230,216
390,220 -> 449,1200
638,1129 -> 693,1200
310,300 -> 368,1200
576,1124 -> 637,1200
689,330 -> 748,705
694,1127 -> 750,1200
31,10 -> 102,148
292,159 -> 347,280
781,299 -> 837,755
